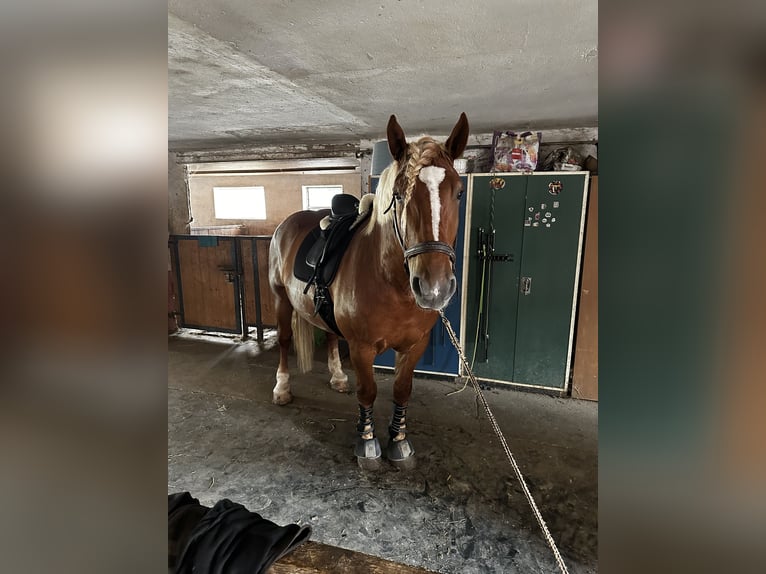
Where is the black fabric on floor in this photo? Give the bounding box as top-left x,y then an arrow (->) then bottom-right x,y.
168,492 -> 211,569
168,492 -> 312,574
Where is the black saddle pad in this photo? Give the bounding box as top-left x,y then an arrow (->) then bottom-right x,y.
293,214 -> 359,286
294,227 -> 321,283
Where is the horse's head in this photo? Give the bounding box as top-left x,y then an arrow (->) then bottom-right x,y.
385,113 -> 469,310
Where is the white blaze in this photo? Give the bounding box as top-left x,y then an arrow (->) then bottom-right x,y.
418,166 -> 446,241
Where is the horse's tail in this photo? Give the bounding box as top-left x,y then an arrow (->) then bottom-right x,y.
292,311 -> 314,374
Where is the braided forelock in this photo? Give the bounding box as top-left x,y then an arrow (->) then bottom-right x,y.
364,137 -> 450,236
403,137 -> 449,200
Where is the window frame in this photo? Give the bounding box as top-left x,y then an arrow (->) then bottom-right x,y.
301,184 -> 344,211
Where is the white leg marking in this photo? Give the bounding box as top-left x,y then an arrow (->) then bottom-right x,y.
272,370 -> 292,405
418,166 -> 446,241
328,345 -> 349,392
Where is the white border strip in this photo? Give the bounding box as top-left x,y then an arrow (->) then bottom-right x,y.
186,157 -> 359,173
189,169 -> 359,177
459,375 -> 566,393
374,365 -> 459,377
562,173 -> 590,393
376,365 -> 562,392
458,174 -> 475,360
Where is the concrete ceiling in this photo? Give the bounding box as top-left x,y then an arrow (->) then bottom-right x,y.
168,1 -> 597,152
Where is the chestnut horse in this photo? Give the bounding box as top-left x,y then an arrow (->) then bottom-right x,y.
268,113 -> 469,469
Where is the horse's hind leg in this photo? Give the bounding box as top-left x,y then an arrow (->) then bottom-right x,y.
272,287 -> 294,405
326,333 -> 349,393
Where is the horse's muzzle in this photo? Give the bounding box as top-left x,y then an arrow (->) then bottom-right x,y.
411,274 -> 457,310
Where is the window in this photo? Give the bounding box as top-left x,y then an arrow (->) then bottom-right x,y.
212,186 -> 266,220
302,185 -> 343,211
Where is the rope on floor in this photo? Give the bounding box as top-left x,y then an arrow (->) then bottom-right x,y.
439,310 -> 570,574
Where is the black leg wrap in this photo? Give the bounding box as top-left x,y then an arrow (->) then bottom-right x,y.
354,405 -> 381,469
387,402 -> 415,469
356,405 -> 375,438
388,402 -> 407,440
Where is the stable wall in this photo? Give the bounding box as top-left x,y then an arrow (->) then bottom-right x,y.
168,152 -> 191,235
187,172 -> 361,235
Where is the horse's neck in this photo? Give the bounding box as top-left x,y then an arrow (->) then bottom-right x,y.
367,218 -> 410,289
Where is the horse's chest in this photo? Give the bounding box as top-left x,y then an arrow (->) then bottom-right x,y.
371,306 -> 435,350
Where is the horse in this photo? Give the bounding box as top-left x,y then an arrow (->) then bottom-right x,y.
268,113 -> 469,469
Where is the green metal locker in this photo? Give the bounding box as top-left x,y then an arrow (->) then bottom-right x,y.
462,173 -> 589,392
461,175 -> 525,382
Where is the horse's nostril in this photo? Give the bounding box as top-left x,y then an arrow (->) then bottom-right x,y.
412,277 -> 422,297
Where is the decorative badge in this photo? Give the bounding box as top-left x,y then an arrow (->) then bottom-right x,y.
548,181 -> 563,195
489,177 -> 506,190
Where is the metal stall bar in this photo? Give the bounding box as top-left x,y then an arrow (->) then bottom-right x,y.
251,237 -> 265,343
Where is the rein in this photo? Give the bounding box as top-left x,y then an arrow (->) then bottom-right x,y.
384,188 -> 456,274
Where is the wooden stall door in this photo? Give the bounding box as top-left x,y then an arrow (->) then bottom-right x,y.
240,237 -> 277,331
173,236 -> 241,333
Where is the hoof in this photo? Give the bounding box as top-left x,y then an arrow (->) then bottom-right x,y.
355,436 -> 382,470
387,437 -> 416,470
390,455 -> 417,471
272,391 -> 293,405
329,375 -> 350,393
357,455 -> 383,471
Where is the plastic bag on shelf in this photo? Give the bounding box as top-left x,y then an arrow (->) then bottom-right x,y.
491,131 -> 541,172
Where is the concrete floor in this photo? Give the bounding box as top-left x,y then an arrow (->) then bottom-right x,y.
168,330 -> 598,573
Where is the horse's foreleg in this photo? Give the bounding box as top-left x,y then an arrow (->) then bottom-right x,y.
326,333 -> 349,393
388,336 -> 429,470
349,342 -> 381,469
272,288 -> 294,405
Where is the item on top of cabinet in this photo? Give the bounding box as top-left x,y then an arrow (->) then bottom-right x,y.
461,147 -> 493,173
453,158 -> 468,173
492,131 -> 541,172
583,155 -> 598,174
539,146 -> 583,172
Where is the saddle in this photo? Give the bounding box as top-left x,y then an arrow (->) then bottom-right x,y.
293,194 -> 372,338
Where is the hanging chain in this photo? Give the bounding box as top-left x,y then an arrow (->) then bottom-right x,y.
439,311 -> 571,574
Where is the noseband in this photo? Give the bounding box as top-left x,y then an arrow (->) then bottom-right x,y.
384,190 -> 456,274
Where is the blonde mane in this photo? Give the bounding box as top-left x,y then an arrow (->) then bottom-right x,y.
364,137 -> 450,235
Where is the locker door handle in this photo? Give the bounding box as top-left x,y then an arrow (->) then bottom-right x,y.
521,277 -> 532,295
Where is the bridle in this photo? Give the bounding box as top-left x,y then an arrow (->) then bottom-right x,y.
384,178 -> 457,275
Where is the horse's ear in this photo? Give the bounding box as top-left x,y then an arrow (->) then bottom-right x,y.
387,114 -> 407,163
445,112 -> 469,159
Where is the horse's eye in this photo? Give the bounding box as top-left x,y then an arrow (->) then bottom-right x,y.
457,187 -> 464,200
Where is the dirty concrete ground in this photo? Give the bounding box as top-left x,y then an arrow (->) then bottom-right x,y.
168,331 -> 597,573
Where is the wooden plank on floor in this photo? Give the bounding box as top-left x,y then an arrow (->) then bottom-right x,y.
268,541 -> 438,574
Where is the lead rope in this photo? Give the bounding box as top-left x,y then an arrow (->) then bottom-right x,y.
445,242 -> 485,397
439,311 -> 570,574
